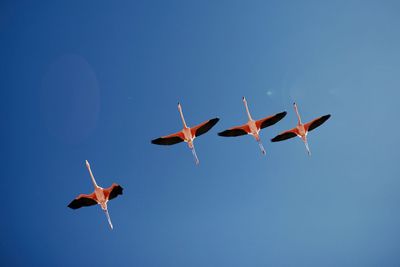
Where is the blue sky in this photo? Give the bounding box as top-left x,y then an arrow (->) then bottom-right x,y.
1,1 -> 400,266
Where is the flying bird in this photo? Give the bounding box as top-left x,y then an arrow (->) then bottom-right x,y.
218,97 -> 287,154
271,102 -> 331,155
68,160 -> 123,229
151,102 -> 219,165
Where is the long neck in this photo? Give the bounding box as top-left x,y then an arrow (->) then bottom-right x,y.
243,97 -> 253,121
293,103 -> 302,125
86,160 -> 98,188
178,103 -> 188,128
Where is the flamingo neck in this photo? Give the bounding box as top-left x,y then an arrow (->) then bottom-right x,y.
89,172 -> 98,188
243,99 -> 253,121
294,104 -> 302,125
178,104 -> 188,128
86,161 -> 98,188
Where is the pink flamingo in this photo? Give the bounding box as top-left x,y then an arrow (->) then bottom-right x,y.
271,102 -> 331,155
68,160 -> 123,229
218,97 -> 287,154
151,102 -> 219,165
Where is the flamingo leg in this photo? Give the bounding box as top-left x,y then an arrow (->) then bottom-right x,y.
190,144 -> 200,165
257,139 -> 266,155
304,141 -> 311,156
104,209 -> 113,230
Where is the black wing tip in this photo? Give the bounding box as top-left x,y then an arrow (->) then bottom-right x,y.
108,185 -> 124,201
318,114 -> 331,123
217,128 -> 248,137
151,136 -> 183,145
218,130 -> 228,136
151,138 -> 162,144
270,131 -> 297,142
67,201 -> 78,209
321,114 -> 331,123
193,118 -> 220,137
271,111 -> 287,124
67,197 -> 98,209
117,185 -> 124,195
209,117 -> 220,125
278,111 -> 287,117
211,118 -> 220,126
270,136 -> 283,142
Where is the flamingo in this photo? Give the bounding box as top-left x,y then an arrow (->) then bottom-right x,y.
68,160 -> 123,230
151,102 -> 219,165
271,102 -> 331,155
218,97 -> 287,154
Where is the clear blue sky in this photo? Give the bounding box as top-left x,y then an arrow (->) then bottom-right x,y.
1,1 -> 400,266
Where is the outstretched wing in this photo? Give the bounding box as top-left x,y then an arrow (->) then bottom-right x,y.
304,114 -> 331,132
191,118 -> 219,137
68,193 -> 98,209
151,131 -> 185,145
104,183 -> 123,201
271,128 -> 298,142
256,111 -> 287,129
218,124 -> 250,137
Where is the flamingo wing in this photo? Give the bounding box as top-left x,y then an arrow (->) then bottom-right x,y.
271,128 -> 298,142
151,131 -> 185,145
191,118 -> 219,137
304,114 -> 331,132
218,124 -> 250,137
256,111 -> 287,129
68,193 -> 98,209
104,183 -> 124,201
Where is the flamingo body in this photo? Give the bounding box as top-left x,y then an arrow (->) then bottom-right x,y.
68,160 -> 123,229
218,97 -> 287,154
271,102 -> 331,155
151,103 -> 219,165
